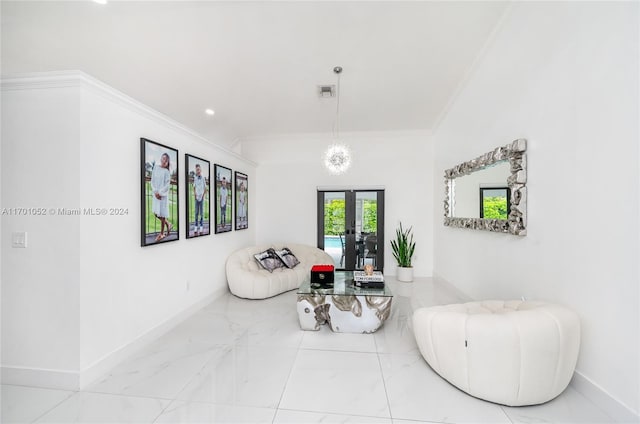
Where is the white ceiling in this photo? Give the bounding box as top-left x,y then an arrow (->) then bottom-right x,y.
1,1 -> 508,147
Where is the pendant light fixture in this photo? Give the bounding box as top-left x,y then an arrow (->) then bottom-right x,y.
323,66 -> 352,175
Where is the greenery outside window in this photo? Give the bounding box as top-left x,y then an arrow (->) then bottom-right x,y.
479,187 -> 510,220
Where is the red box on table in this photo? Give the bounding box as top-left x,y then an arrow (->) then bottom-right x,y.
310,264 -> 335,286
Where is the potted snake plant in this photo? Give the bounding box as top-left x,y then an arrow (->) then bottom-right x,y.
390,222 -> 416,282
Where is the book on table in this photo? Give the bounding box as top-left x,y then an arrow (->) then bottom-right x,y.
353,271 -> 384,282
353,271 -> 384,288
355,281 -> 385,289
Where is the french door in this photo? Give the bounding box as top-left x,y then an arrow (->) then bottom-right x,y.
317,189 -> 385,271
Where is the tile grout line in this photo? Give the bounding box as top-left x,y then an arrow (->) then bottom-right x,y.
150,342 -> 236,423
80,387 -> 175,402
272,342 -> 304,423
275,406 -> 397,422
374,334 -> 394,422
27,388 -> 77,423
499,405 -> 516,424
271,302 -> 310,423
32,389 -> 177,424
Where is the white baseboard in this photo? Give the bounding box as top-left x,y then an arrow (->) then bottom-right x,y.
431,272 -> 474,302
570,371 -> 639,423
1,288 -> 227,391
79,288 -> 226,389
1,365 -> 80,391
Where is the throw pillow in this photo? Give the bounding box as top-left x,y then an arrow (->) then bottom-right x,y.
254,248 -> 285,273
275,247 -> 300,269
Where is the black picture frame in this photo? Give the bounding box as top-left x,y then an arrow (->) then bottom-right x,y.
141,138 -> 179,246
185,154 -> 211,238
214,164 -> 233,234
479,187 -> 511,219
235,171 -> 248,230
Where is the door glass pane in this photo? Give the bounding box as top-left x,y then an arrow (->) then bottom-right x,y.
323,192 -> 345,268
355,192 -> 378,269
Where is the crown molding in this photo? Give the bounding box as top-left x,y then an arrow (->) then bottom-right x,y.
1,71 -> 257,167
1,70 -> 87,90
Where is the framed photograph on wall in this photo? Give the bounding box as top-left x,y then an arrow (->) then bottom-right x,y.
235,171 -> 248,230
214,164 -> 232,234
185,154 -> 210,238
141,138 -> 179,246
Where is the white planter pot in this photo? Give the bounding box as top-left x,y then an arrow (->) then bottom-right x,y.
396,266 -> 414,282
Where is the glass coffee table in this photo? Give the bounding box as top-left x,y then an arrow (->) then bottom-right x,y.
296,271 -> 393,333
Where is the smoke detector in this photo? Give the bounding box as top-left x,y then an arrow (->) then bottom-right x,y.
317,85 -> 336,98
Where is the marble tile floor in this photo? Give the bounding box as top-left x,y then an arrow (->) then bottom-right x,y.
2,277 -> 617,424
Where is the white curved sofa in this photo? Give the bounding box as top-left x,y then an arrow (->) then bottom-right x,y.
413,300 -> 580,406
226,244 -> 333,299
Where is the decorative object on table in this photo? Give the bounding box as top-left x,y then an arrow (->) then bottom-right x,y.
391,222 -> 416,282
353,270 -> 385,288
234,171 -> 248,230
140,138 -> 179,246
214,164 -> 232,233
310,264 -> 335,288
185,154 -> 210,238
363,264 -> 374,275
322,66 -> 352,175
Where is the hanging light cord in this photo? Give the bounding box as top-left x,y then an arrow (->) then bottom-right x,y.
332,66 -> 342,139
335,70 -> 341,139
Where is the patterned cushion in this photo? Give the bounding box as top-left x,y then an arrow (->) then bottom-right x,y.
253,248 -> 285,273
275,247 -> 300,269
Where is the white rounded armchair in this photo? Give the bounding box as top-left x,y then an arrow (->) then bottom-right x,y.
226,244 -> 333,299
413,300 -> 580,406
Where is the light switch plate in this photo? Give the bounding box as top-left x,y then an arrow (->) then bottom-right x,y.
12,231 -> 27,248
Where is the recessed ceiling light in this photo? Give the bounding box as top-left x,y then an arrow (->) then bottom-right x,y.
93,0 -> 108,4
205,109 -> 215,116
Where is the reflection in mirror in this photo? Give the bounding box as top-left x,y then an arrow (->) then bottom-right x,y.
479,187 -> 510,219
452,161 -> 511,218
444,139 -> 527,236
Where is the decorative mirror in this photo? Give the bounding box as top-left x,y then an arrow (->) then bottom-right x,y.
444,139 -> 527,236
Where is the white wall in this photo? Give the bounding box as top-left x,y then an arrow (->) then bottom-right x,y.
1,85 -> 82,383
242,132 -> 433,277
433,2 -> 639,419
1,72 -> 256,388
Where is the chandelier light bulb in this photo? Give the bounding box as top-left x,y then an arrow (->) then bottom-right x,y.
323,143 -> 352,175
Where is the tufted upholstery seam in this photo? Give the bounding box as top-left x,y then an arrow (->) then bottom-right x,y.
513,311 -> 523,404
464,312 -> 470,392
540,307 -> 563,396
429,311 -> 439,371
